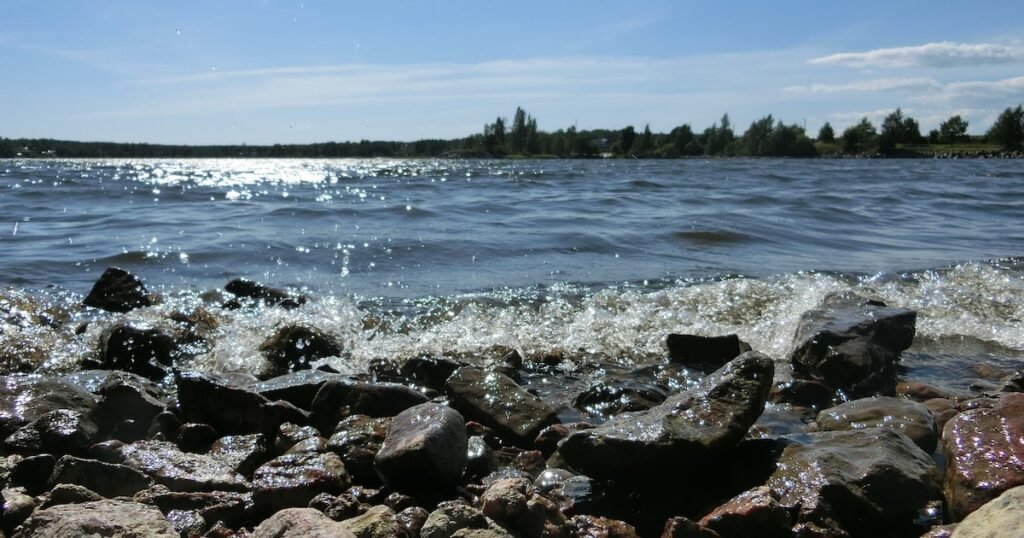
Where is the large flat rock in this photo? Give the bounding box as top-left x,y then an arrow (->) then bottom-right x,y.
13,499 -> 177,537
557,352 -> 773,482
446,367 -> 559,446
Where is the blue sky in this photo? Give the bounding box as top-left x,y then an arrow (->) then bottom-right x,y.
2,0 -> 1023,144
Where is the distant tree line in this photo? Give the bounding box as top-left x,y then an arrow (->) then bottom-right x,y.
3,104 -> 1023,159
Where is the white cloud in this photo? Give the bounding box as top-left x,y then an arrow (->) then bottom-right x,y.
785,77 -> 940,94
810,41 -> 1024,68
946,75 -> 1024,97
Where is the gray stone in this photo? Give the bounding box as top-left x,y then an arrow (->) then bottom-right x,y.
41,483 -> 104,507
4,408 -> 98,456
374,402 -> 467,491
953,485 -> 1024,537
252,452 -> 350,514
0,375 -> 98,439
13,499 -> 177,537
252,507 -> 357,538
558,352 -> 773,482
446,366 -> 559,446
341,505 -> 404,538
50,456 -> 153,498
116,440 -> 249,492
310,379 -> 429,433
421,501 -> 490,538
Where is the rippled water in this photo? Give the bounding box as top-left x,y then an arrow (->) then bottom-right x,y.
1,158 -> 1022,397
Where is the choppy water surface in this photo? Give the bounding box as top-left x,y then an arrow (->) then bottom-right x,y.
1,158 -> 1022,401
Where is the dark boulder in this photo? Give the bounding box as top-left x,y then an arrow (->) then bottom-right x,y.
175,423 -> 219,453
697,486 -> 791,538
309,379 -> 429,434
99,322 -> 177,380
224,277 -> 306,309
49,455 -> 153,498
446,366 -> 559,446
810,396 -> 938,453
766,428 -> 940,536
248,369 -> 348,410
400,355 -> 463,391
666,333 -> 751,369
942,392 -> 1024,520
258,325 -> 343,378
558,352 -> 773,482
175,371 -> 273,435
374,402 -> 468,492
82,267 -> 152,313
789,292 -> 916,397
94,371 -> 169,442
208,434 -> 269,476
0,375 -> 98,439
10,454 -> 56,494
252,452 -> 350,515
4,408 -> 97,456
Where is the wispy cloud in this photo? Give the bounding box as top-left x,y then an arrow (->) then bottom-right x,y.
810,41 -> 1024,68
785,77 -> 941,94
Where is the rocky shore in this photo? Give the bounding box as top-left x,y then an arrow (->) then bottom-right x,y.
1,267 -> 1023,537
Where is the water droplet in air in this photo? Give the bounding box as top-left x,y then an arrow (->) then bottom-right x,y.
176,28 -> 181,35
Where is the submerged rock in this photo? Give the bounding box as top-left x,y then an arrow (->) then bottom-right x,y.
446,366 -> 559,446
374,402 -> 467,491
224,278 -> 306,309
766,427 -> 940,536
810,395 -> 938,453
259,324 -> 343,378
943,392 -> 1024,520
789,292 -> 916,397
13,499 -> 178,537
82,267 -> 152,313
557,352 -> 773,482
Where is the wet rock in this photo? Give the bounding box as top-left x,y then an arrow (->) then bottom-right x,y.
810,396 -> 938,453
397,506 -> 430,536
2,488 -> 35,534
897,380 -> 961,402
662,517 -> 721,537
341,504 -> 404,538
567,514 -> 640,537
924,398 -> 958,431
176,371 -> 273,435
225,277 -> 306,309
249,369 -> 348,410
466,435 -> 498,479
921,524 -> 957,538
10,454 -> 55,494
997,370 -> 1024,393
94,371 -> 169,442
558,352 -> 773,482
14,499 -> 177,537
274,422 -> 322,453
166,509 -> 207,538
666,333 -> 751,369
209,434 -> 269,476
479,477 -> 566,537
327,415 -> 390,486
49,456 -> 153,498
82,267 -> 153,313
952,484 -> 1024,537
259,324 -> 343,378
42,483 -> 103,507
942,392 -> 1024,520
4,408 -> 98,456
309,379 -> 428,433
766,427 -> 940,536
400,355 -> 463,391
131,488 -> 250,530
252,507 -> 357,538
420,501 -> 490,538
697,486 -> 791,538
374,402 -> 467,492
176,423 -> 219,453
573,377 -> 669,421
99,322 -> 177,380
789,292 -> 916,397
116,440 -> 249,492
767,361 -> 835,409
308,492 -> 362,521
252,451 -> 350,514
446,366 -> 559,446
0,375 -> 99,439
